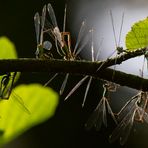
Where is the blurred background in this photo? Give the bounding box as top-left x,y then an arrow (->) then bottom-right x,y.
1,0 -> 148,147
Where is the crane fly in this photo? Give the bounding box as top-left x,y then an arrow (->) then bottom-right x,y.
44,3 -> 91,96
110,10 -> 125,55
109,18 -> 148,145
34,5 -> 52,58
108,31 -> 148,144
0,72 -> 30,114
96,10 -> 126,83
85,82 -> 118,131
64,29 -> 103,107
109,91 -> 148,145
94,11 -> 123,110
43,3 -> 65,57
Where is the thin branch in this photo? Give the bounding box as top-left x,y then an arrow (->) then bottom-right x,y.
0,47 -> 147,91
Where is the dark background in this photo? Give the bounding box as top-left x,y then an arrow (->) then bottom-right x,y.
0,0 -> 147,147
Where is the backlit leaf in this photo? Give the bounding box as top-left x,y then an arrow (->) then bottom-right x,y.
0,84 -> 59,146
126,17 -> 148,50
0,36 -> 19,88
0,36 -> 17,59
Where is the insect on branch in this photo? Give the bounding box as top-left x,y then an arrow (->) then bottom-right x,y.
0,47 -> 147,91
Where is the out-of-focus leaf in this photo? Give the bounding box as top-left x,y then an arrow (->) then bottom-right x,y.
0,84 -> 59,146
0,36 -> 19,89
126,17 -> 148,50
0,36 -> 17,59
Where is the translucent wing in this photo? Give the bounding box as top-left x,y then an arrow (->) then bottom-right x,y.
85,98 -> 104,131
75,30 -> 91,56
95,38 -> 103,61
119,110 -> 136,145
117,93 -> 140,122
40,5 -> 46,44
110,10 -> 117,48
82,77 -> 93,107
118,12 -> 124,47
73,21 -> 86,54
106,98 -> 117,124
109,103 -> 136,144
60,73 -> 69,95
90,28 -> 95,62
95,109 -> 104,131
81,29 -> 96,107
44,19 -> 54,33
47,3 -> 58,27
64,76 -> 89,101
34,12 -> 40,44
138,92 -> 148,120
44,73 -> 58,87
138,107 -> 148,123
102,97 -> 107,127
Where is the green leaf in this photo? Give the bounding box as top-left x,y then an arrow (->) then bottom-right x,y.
0,36 -> 17,59
0,84 -> 59,146
126,17 -> 148,50
0,36 -> 19,89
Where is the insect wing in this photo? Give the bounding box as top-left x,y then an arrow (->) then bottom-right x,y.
60,73 -> 69,95
75,29 -> 91,56
34,12 -> 40,45
138,106 -> 148,123
119,109 -> 136,145
64,76 -> 89,101
106,98 -> 117,124
109,104 -> 136,144
40,5 -> 46,44
63,4 -> 67,32
117,93 -> 140,122
44,73 -> 58,87
47,3 -> 58,27
118,12 -> 124,48
73,21 -> 86,54
95,38 -> 103,61
85,98 -> 104,131
110,10 -> 117,48
102,97 -> 107,127
82,77 -> 93,107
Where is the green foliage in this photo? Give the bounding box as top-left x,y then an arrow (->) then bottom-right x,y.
0,36 -> 17,59
0,37 -> 59,146
0,36 -> 19,82
0,84 -> 59,146
126,17 -> 148,50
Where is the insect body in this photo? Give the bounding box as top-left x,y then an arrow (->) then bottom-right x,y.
34,5 -> 52,58
44,3 -> 90,95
